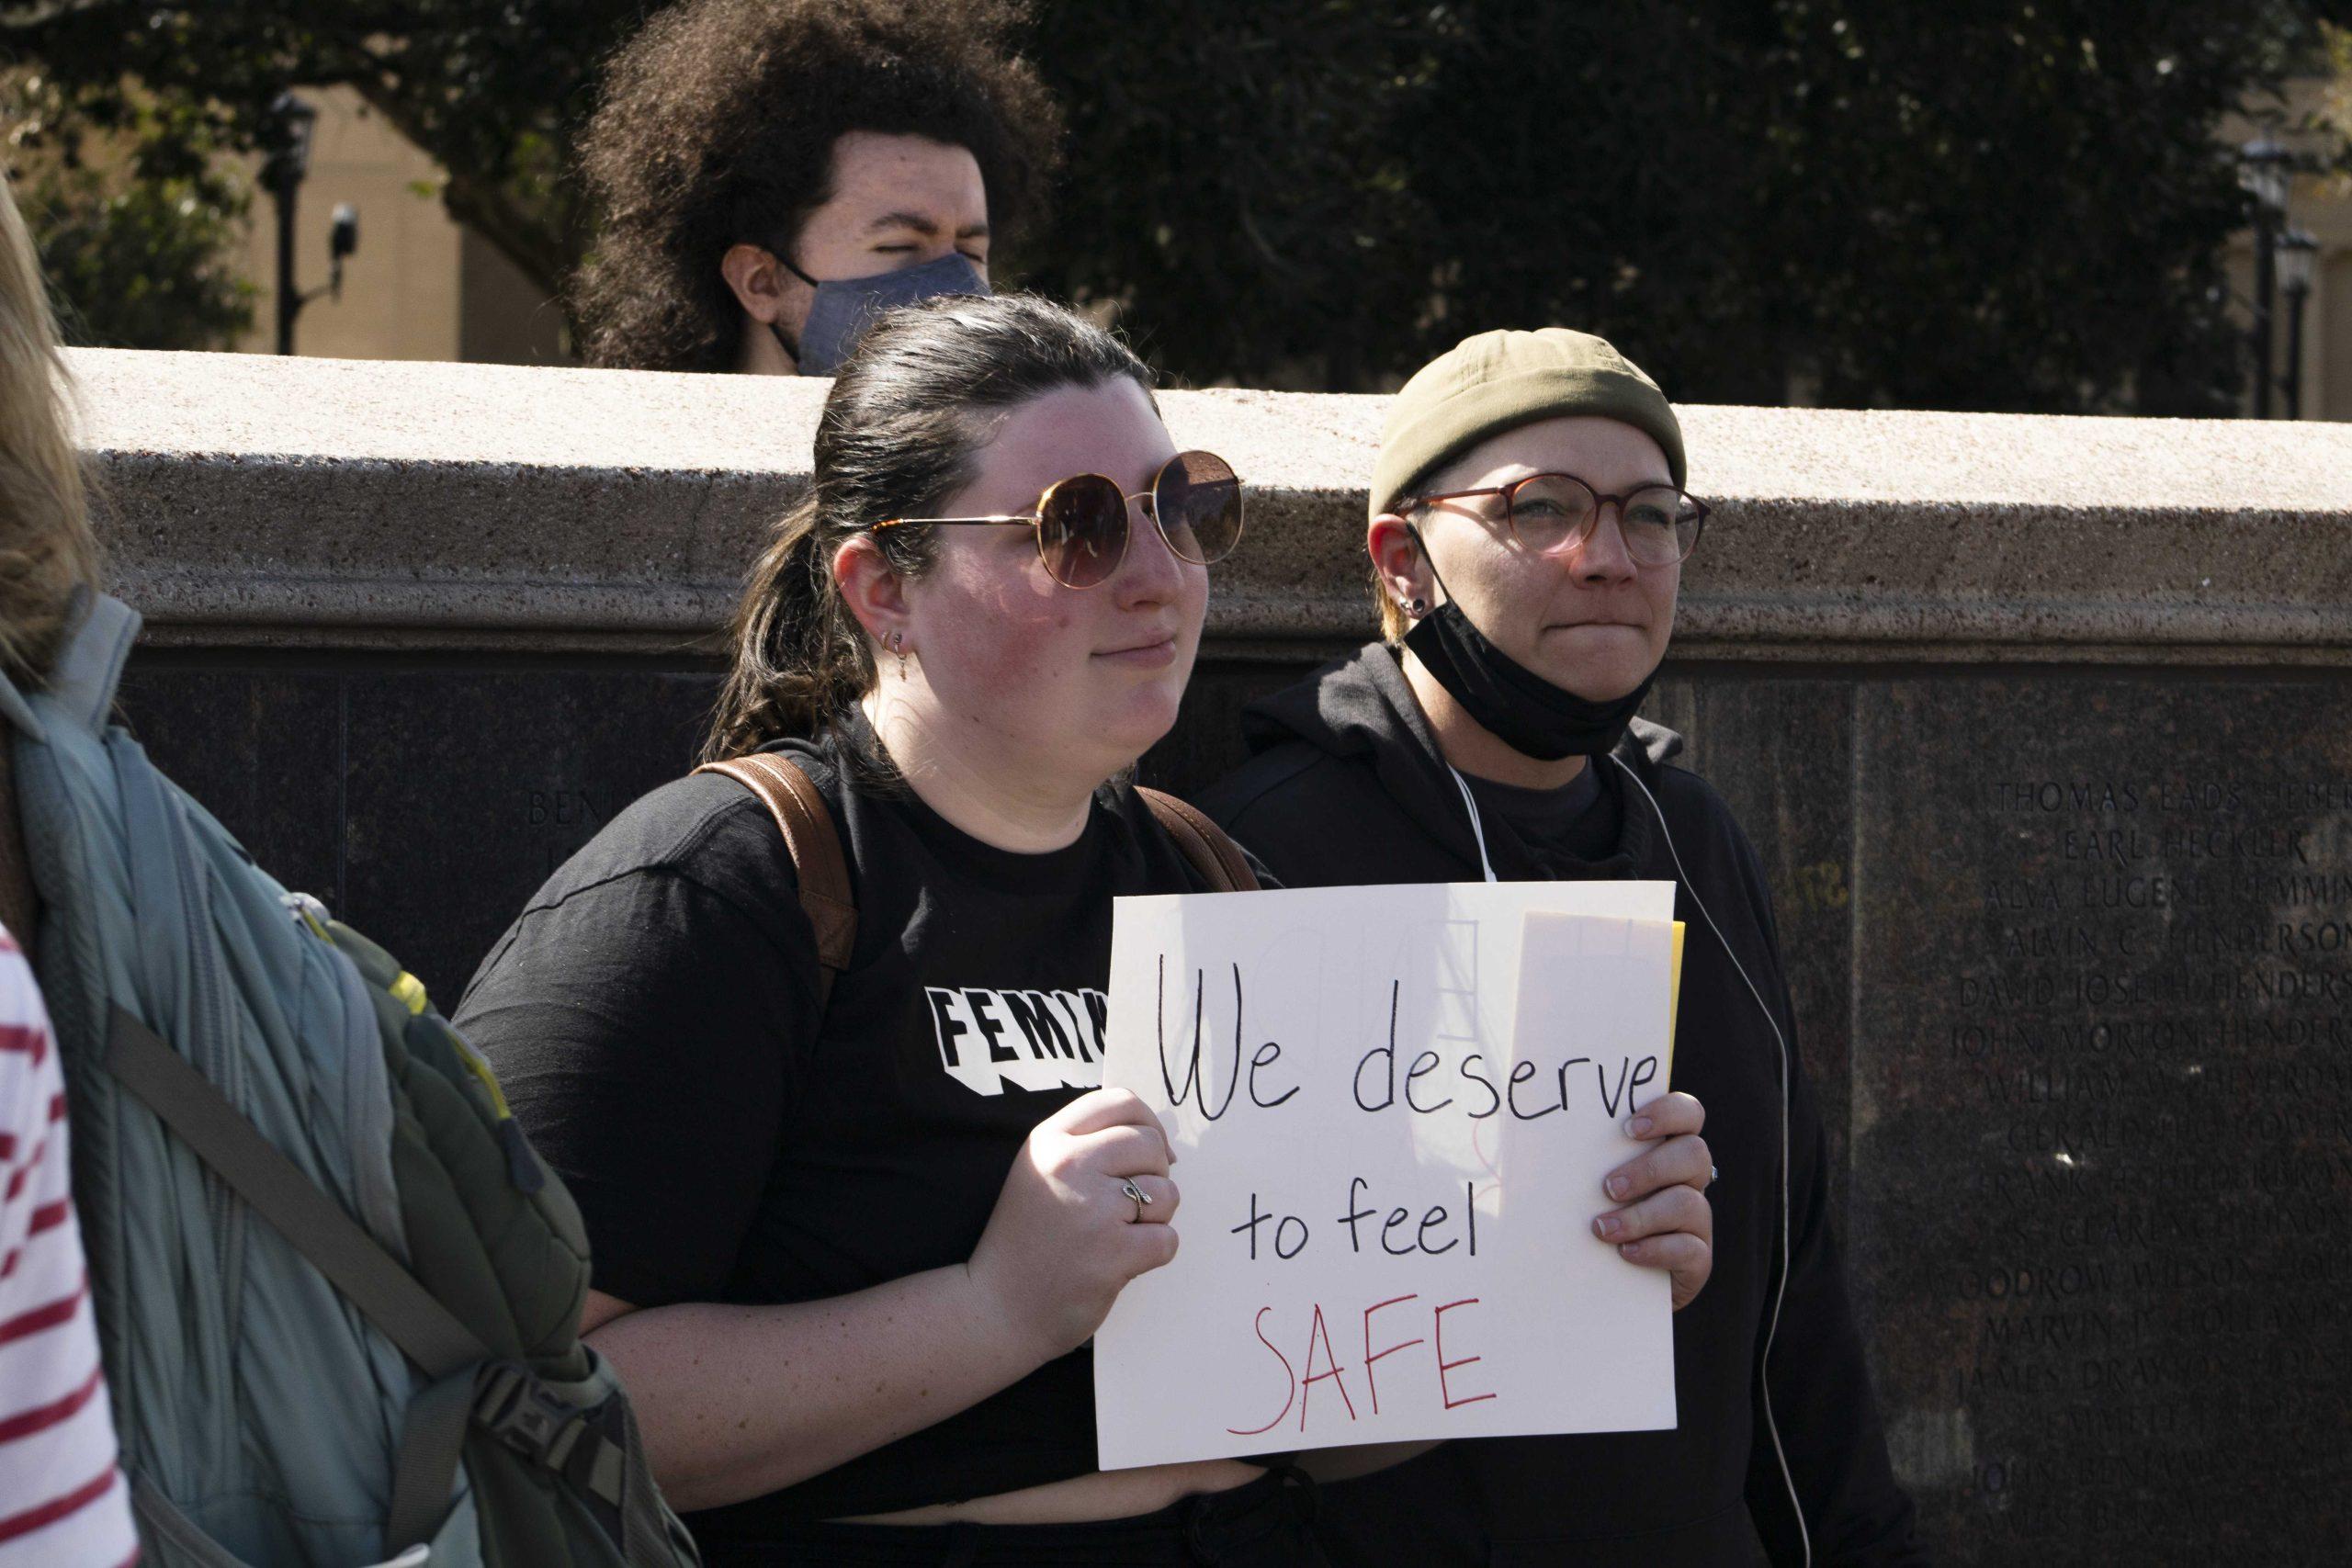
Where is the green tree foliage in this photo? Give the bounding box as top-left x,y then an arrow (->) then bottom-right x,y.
1025,0 -> 2344,412
4,1 -> 2345,410
1016,0 -> 1430,389
5,79 -> 255,349
0,0 -> 647,292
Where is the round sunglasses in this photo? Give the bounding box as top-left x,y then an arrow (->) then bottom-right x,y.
874,450 -> 1244,589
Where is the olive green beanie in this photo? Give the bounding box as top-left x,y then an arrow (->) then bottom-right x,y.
1369,327 -> 1685,521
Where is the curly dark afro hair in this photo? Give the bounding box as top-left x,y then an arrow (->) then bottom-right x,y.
571,0 -> 1062,372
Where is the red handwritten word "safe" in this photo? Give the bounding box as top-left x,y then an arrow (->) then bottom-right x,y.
1225,1294 -> 1494,1438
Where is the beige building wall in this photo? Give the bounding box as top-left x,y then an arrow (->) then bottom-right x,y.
2284,187 -> 2347,422
2221,78 -> 2351,421
2222,170 -> 2350,421
233,86 -> 569,365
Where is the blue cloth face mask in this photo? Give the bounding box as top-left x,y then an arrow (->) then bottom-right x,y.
770,251 -> 989,374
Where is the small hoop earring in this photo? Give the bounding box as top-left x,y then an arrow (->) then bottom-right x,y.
890,629 -> 909,679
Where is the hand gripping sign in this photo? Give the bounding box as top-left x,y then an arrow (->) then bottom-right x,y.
1094,881 -> 1684,1470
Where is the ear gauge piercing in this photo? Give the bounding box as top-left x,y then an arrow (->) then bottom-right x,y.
890,629 -> 909,678
1398,595 -> 1428,617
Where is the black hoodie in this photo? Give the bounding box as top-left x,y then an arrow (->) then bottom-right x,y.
1198,644 -> 1923,1568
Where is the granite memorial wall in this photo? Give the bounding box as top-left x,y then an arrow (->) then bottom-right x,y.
77,349 -> 2352,1564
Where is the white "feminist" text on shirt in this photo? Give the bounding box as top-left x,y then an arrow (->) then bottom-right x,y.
924,986 -> 1109,1096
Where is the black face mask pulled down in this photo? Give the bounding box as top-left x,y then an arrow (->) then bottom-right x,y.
1400,529 -> 1657,761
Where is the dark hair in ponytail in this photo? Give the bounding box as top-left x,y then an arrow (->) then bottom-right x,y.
704,293 -> 1154,762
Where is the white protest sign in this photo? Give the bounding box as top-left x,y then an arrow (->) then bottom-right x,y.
1093,881 -> 1680,1470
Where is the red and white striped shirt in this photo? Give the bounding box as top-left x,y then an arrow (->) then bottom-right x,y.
0,924 -> 137,1567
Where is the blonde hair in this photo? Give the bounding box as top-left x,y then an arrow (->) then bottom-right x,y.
0,171 -> 100,689
1374,563 -> 1409,643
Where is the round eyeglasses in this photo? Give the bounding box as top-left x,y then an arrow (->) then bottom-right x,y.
875,450 -> 1244,590
1401,472 -> 1708,567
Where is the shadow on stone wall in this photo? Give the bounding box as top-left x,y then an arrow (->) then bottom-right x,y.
117,642 -> 2352,1565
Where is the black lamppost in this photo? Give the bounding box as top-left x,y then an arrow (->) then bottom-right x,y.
2240,137 -> 2293,418
2278,228 -> 2318,421
259,91 -> 360,355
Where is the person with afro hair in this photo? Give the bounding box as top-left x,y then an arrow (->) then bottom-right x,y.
571,0 -> 1061,375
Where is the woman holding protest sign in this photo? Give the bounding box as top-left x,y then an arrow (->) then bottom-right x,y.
455,293 -> 1321,1564
458,296 -> 1716,1564
1201,328 -> 1921,1564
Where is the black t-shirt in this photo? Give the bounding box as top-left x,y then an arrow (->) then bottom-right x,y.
452,722 -> 1227,1533
1459,756 -> 1625,875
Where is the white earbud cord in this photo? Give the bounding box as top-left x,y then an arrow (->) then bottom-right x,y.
1604,752 -> 1811,1568
1446,764 -> 1501,883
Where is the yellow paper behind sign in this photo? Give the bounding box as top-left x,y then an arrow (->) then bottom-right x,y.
1667,921 -> 1686,1080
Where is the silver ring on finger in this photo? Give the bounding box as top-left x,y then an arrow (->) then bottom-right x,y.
1710,1165 -> 1720,1187
1119,1177 -> 1152,1224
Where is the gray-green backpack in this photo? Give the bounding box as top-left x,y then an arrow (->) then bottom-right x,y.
4,592 -> 701,1568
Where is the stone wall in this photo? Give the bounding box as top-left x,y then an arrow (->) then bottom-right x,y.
74,347 -> 2352,1563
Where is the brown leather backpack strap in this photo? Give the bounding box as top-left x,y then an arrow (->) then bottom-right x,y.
1137,787 -> 1261,893
695,754 -> 857,1005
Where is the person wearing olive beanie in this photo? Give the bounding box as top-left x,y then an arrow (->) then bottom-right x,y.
1201,328 -> 1924,1566
1367,326 -> 1689,513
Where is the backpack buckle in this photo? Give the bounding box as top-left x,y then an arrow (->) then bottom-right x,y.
474,1361 -> 588,1470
